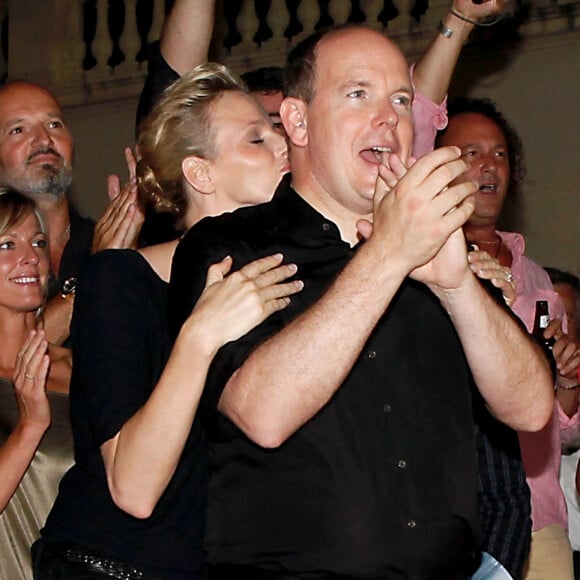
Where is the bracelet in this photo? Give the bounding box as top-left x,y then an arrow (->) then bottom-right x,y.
437,21 -> 454,38
61,276 -> 77,300
448,6 -> 506,27
556,381 -> 580,390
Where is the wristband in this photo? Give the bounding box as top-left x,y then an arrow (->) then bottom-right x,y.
61,277 -> 77,299
437,21 -> 454,38
448,5 -> 506,27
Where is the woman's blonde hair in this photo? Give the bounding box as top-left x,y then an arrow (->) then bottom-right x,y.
0,188 -> 40,236
0,188 -> 47,317
136,62 -> 246,222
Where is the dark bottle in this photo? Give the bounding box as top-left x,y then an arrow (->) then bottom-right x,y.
532,300 -> 555,348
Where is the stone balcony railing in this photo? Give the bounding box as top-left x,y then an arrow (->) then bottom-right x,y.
4,0 -> 580,108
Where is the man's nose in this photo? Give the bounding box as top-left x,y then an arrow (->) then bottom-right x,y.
480,152 -> 498,173
373,103 -> 399,130
32,125 -> 54,147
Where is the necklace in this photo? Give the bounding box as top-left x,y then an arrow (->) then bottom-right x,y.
473,237 -> 500,246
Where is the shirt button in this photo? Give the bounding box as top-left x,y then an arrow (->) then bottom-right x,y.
383,403 -> 391,413
367,350 -> 376,359
407,520 -> 416,529
398,459 -> 407,469
322,223 -> 331,232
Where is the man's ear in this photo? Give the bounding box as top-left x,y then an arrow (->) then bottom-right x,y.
182,155 -> 215,194
280,97 -> 308,147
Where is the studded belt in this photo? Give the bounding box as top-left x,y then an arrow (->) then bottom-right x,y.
40,541 -> 161,580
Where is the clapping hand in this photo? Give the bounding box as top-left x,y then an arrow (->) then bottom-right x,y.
13,329 -> 51,431
467,248 -> 516,306
92,147 -> 145,253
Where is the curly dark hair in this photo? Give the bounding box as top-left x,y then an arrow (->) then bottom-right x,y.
241,66 -> 284,94
436,97 -> 526,197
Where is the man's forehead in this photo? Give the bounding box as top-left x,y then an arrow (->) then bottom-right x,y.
0,84 -> 62,119
315,29 -> 410,89
446,113 -> 507,144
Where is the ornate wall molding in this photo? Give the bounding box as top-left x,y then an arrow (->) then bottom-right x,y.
4,0 -> 580,106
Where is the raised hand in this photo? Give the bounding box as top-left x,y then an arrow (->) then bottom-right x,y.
92,147 -> 145,252
366,146 -> 476,287
184,254 -> 303,352
356,152 -> 410,240
452,0 -> 511,22
13,329 -> 51,431
545,319 -> 580,380
467,247 -> 516,306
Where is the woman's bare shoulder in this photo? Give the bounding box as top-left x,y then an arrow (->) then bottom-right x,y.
138,240 -> 179,283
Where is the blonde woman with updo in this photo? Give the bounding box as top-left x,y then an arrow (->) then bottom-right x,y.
35,63 -> 300,579
0,190 -> 72,579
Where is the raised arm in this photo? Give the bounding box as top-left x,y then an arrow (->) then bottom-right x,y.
411,221 -> 554,432
159,0 -> 215,74
428,267 -> 553,431
413,0 -> 508,105
100,254 -> 301,518
411,0 -> 508,158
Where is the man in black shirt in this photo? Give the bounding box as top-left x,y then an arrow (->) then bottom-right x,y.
169,25 -> 554,579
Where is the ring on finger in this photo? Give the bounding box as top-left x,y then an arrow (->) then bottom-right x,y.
506,272 -> 514,283
24,373 -> 35,380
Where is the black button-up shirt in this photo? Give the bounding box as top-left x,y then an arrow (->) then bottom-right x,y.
169,179 -> 481,578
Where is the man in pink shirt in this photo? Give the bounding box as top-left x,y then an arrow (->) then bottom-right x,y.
437,97 -> 580,579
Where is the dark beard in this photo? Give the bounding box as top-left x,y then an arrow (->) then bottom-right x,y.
21,165 -> 73,198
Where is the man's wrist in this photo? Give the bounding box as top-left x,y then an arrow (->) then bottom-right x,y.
442,10 -> 476,41
426,267 -> 479,306
447,2 -> 506,28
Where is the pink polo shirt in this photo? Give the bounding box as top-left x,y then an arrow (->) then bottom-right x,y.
500,231 -> 569,532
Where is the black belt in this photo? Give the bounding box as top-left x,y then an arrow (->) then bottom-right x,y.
35,540 -> 160,580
